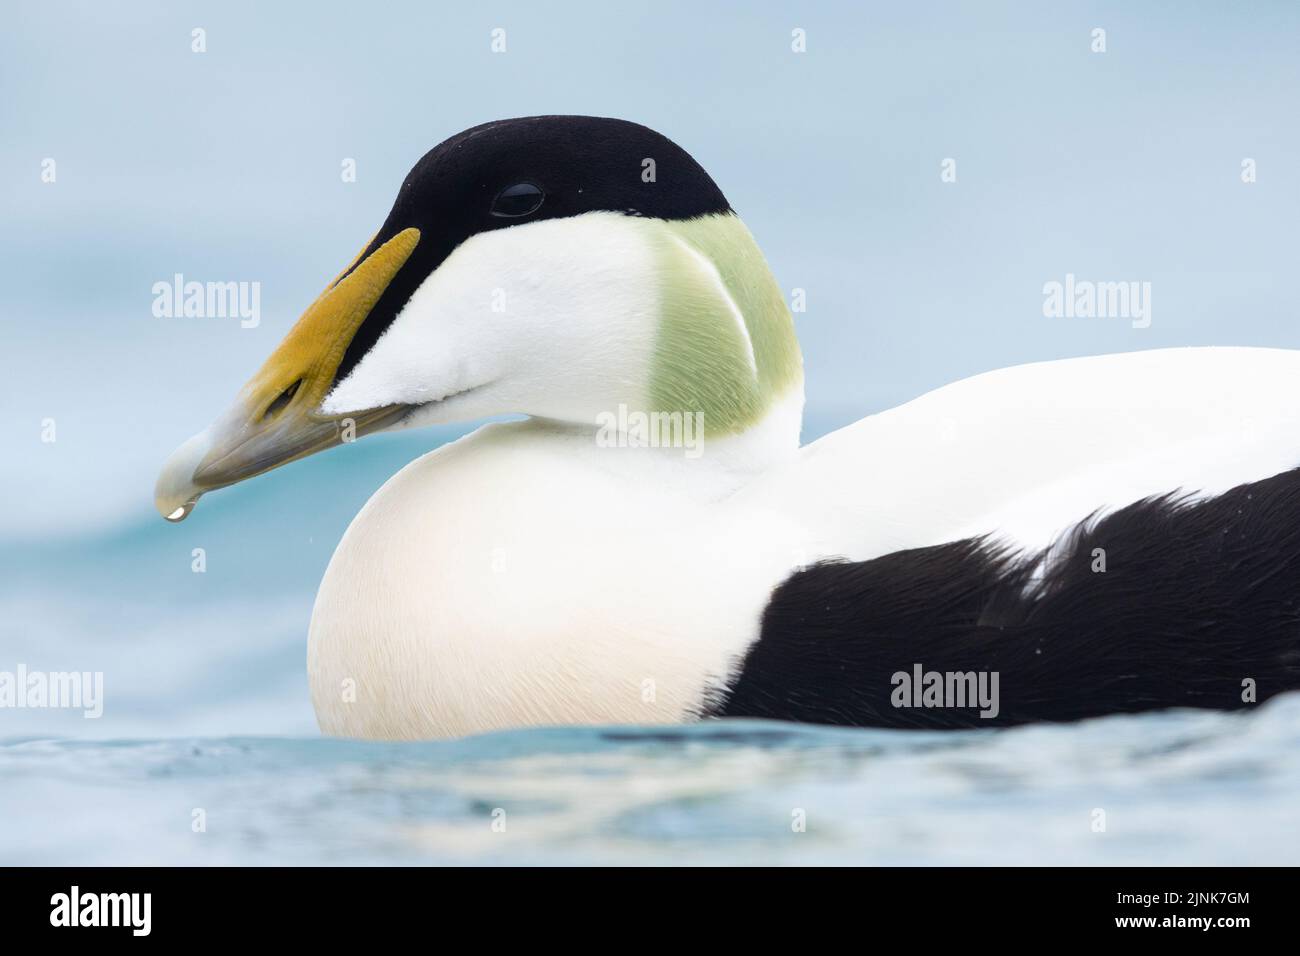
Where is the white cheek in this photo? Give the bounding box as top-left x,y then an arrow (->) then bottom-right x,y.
322,212 -> 661,418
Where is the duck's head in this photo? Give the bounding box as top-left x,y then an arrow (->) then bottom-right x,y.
156,115 -> 802,521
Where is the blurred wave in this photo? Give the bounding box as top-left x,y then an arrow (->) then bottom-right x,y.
4,700 -> 1299,865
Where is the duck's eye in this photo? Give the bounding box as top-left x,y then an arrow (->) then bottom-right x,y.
491,182 -> 544,218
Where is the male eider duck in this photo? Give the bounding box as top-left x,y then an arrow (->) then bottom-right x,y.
156,116 -> 1300,738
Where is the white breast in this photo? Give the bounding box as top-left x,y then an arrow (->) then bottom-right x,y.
307,421 -> 804,739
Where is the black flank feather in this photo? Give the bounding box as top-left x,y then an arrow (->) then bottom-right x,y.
710,468 -> 1300,728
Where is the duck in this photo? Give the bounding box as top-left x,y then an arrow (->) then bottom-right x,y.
155,115 -> 1300,739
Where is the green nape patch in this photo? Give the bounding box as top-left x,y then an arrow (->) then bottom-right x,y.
648,214 -> 803,437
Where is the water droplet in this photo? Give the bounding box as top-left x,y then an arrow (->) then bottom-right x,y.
165,502 -> 195,523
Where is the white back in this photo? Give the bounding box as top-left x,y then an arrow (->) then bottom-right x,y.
741,347 -> 1300,561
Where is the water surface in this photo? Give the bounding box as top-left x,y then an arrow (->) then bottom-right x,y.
4,699 -> 1298,865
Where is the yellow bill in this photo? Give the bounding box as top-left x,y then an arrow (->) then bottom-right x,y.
154,227 -> 421,521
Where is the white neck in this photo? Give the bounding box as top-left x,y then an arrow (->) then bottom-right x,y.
524,385 -> 805,500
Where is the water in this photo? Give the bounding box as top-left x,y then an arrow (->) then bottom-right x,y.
4,702 -> 1299,865
2,427 -> 1299,865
